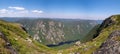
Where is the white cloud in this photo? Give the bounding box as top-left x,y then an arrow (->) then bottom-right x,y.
8,6 -> 25,10
31,10 -> 43,14
16,10 -> 29,14
0,9 -> 8,13
0,6 -> 44,17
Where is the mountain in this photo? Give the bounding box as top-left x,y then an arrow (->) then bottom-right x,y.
0,20 -> 55,54
82,24 -> 100,42
93,15 -> 120,54
16,18 -> 97,45
94,30 -> 120,54
61,15 -> 120,54
96,20 -> 103,24
0,17 -> 23,22
0,15 -> 120,54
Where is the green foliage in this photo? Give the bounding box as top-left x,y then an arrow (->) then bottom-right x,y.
16,19 -> 97,45
0,20 -> 55,54
60,15 -> 120,54
1,15 -> 120,54
82,24 -> 100,42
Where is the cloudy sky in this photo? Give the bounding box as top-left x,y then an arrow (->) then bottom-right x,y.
0,0 -> 120,20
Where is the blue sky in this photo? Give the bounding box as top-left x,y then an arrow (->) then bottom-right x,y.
0,0 -> 120,20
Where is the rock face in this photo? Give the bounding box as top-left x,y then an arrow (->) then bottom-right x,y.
94,30 -> 120,54
93,15 -> 120,54
66,15 -> 120,54
92,15 -> 120,54
0,20 -> 53,54
17,19 -> 97,45
93,16 -> 115,38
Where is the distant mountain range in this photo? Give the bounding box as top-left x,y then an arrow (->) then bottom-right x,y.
0,18 -> 101,45
1,15 -> 120,54
16,18 -> 98,45
0,17 -> 103,23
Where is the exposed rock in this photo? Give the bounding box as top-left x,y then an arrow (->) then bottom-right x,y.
33,34 -> 40,40
17,19 -> 97,45
93,16 -> 115,38
75,41 -> 81,46
0,32 -> 18,54
20,24 -> 28,33
94,30 -> 120,54
26,38 -> 32,43
0,20 -> 53,54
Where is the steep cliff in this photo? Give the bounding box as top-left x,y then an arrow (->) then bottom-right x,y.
93,15 -> 120,54
16,19 -> 97,45
0,20 -> 55,54
94,30 -> 120,54
1,15 -> 120,54
61,15 -> 120,54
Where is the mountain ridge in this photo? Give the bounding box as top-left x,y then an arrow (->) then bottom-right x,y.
61,15 -> 120,54
0,15 -> 120,54
0,20 -> 55,54
16,19 -> 97,45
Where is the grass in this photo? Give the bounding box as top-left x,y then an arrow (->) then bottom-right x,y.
0,20 -> 56,54
0,38 -> 11,54
59,15 -> 120,54
17,19 -> 96,45
1,15 -> 120,54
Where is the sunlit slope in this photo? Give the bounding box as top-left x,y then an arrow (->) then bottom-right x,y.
61,15 -> 120,54
16,19 -> 97,45
0,20 -> 56,54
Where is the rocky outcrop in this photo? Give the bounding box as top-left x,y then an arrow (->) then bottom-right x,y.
93,16 -> 115,38
94,30 -> 120,54
21,25 -> 28,33
0,32 -> 18,54
32,20 -> 65,44
0,20 -> 55,54
17,19 -> 97,45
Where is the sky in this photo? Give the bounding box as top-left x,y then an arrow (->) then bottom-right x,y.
0,0 -> 120,20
